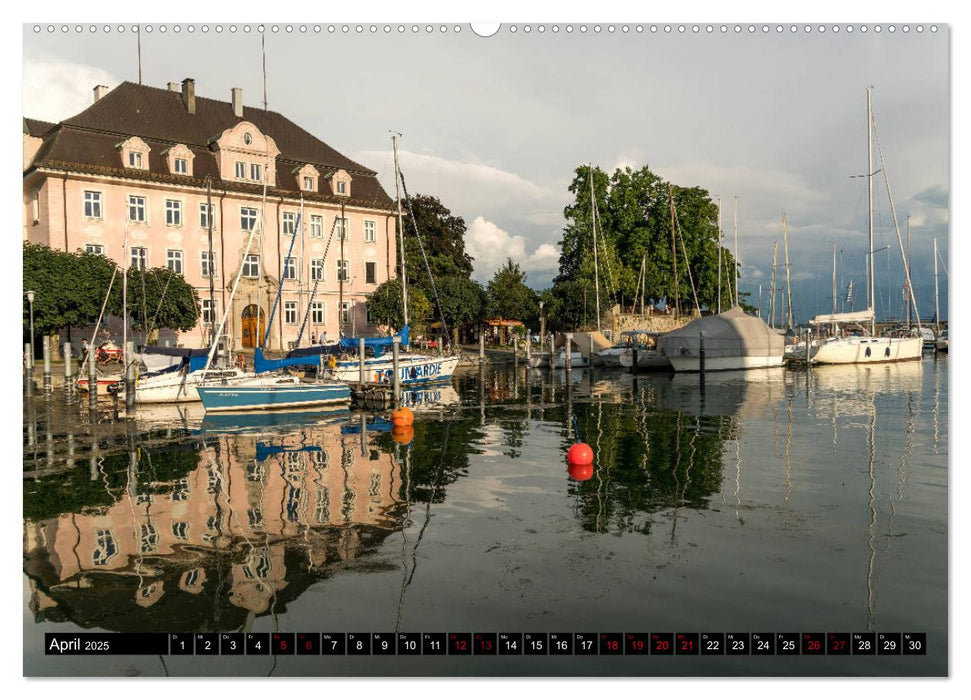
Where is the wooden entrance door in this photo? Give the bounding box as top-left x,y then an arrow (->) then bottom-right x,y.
241,305 -> 265,348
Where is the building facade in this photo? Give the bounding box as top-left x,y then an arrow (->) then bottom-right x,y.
23,78 -> 398,351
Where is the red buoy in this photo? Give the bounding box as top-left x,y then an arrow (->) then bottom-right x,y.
567,442 -> 594,466
568,462 -> 594,481
391,406 -> 414,427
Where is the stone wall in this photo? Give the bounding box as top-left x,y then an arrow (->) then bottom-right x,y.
610,310 -> 699,336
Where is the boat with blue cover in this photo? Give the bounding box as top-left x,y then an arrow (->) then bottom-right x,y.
197,377 -> 351,412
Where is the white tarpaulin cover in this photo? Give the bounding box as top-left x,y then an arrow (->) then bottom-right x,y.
658,307 -> 786,359
810,309 -> 875,325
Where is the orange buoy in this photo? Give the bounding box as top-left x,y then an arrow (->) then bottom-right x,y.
391,425 -> 414,445
568,461 -> 594,481
567,442 -> 594,466
391,406 -> 414,427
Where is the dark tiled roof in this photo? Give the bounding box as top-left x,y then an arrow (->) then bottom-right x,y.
26,81 -> 393,210
24,118 -> 56,137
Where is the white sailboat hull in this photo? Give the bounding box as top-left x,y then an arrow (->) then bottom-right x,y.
810,337 -> 922,365
329,355 -> 459,384
126,368 -> 268,403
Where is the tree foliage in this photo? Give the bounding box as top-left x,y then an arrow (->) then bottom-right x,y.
400,193 -> 474,284
23,243 -> 199,336
486,258 -> 539,325
365,278 -> 433,335
556,164 -> 739,313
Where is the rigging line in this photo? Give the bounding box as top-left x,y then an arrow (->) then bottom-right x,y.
398,169 -> 451,348
592,197 -> 617,300
295,216 -> 341,346
674,209 -> 701,314
936,248 -> 949,277
145,267 -> 175,341
394,439 -> 412,633
262,212 -> 302,348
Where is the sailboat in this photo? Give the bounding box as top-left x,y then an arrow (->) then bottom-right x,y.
809,87 -> 922,365
270,133 -> 461,386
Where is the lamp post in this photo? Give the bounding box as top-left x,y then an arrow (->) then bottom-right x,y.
26,290 -> 36,368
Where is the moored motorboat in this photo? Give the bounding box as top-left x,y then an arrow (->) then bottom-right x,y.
658,307 -> 785,372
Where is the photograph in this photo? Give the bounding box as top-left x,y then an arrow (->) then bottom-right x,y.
20,18 -> 949,679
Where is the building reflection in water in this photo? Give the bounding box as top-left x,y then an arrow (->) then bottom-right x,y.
24,418 -> 406,632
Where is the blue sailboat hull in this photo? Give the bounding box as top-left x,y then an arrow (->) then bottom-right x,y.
197,383 -> 351,412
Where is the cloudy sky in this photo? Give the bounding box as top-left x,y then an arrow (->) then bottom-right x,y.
22,21 -> 949,324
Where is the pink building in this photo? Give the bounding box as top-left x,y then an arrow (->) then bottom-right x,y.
23,78 -> 398,351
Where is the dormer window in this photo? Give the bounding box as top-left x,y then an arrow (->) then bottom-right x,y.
235,161 -> 246,179
304,176 -> 315,191
329,169 -> 352,197
118,136 -> 151,171
163,145 -> 195,176
250,163 -> 262,182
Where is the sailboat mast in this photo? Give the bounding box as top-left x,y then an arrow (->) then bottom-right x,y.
669,184 -> 678,316
590,164 -> 601,331
906,214 -> 911,327
769,240 -> 778,328
733,195 -> 739,307
832,243 -> 837,315
391,133 -> 409,328
867,86 -> 876,336
206,177 -> 216,347
640,253 -> 646,318
934,237 -> 940,335
783,212 -> 793,329
717,196 -> 722,314
339,199 -> 345,337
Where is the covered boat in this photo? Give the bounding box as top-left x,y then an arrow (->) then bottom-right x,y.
658,307 -> 785,372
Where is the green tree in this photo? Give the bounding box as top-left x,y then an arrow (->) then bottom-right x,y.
400,193 -> 474,284
540,279 -> 611,332
23,243 -> 117,334
117,266 -> 200,334
486,258 -> 539,324
432,275 -> 486,330
365,278 -> 433,334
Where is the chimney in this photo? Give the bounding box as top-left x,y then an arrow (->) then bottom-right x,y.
231,87 -> 243,118
93,85 -> 109,102
168,82 -> 180,92
181,78 -> 196,114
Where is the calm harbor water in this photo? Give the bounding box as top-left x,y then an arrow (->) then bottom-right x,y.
23,355 -> 948,676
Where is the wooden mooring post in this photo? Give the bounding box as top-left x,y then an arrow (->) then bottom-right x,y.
359,337 -> 366,385
479,333 -> 485,364
63,342 -> 74,401
565,332 -> 573,372
88,350 -> 98,410
124,340 -> 136,411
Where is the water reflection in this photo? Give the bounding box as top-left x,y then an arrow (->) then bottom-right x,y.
24,360 -> 946,647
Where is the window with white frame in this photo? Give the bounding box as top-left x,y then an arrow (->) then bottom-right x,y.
284,301 -> 298,324
363,219 -> 376,243
365,261 -> 377,284
338,218 -> 349,240
92,529 -> 118,566
365,305 -> 374,325
250,163 -> 262,182
311,301 -> 325,325
85,243 -> 105,256
310,259 -> 324,281
199,203 -> 213,229
128,195 -> 147,223
165,199 -> 182,227
240,207 -> 258,231
337,180 -> 347,195
201,251 -> 217,278
283,256 -> 297,280
131,246 -> 148,270
341,302 -> 350,324
337,259 -> 349,282
83,191 -> 102,219
282,211 -> 297,236
140,523 -> 159,553
129,151 -> 144,169
174,157 -> 188,174
201,299 -> 215,325
235,161 -> 246,179
167,249 -> 184,274
172,522 -> 189,540
310,215 -> 323,238
303,176 -> 315,191
242,254 -> 260,278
